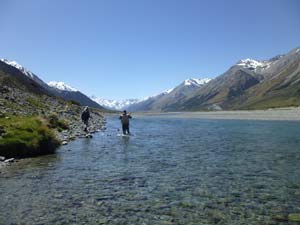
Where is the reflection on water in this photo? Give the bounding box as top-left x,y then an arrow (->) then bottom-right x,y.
1,115 -> 300,224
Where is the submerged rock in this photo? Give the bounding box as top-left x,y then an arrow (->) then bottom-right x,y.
4,158 -> 14,163
272,214 -> 288,222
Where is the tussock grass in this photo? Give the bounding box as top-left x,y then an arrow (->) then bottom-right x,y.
0,116 -> 60,158
48,114 -> 69,131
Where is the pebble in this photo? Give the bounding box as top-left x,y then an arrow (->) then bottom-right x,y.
0,156 -> 5,161
62,141 -> 68,145
53,193 -> 64,199
272,214 -> 288,221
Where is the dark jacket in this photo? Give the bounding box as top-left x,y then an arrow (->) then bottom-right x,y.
81,109 -> 90,121
119,114 -> 132,125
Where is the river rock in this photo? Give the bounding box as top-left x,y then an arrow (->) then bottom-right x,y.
272,214 -> 288,221
4,158 -> 14,163
62,141 -> 68,145
0,125 -> 5,136
0,156 -> 5,161
288,213 -> 300,222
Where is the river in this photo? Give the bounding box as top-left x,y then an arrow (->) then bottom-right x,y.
1,115 -> 300,224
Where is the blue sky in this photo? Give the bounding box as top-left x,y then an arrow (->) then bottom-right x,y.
0,0 -> 299,99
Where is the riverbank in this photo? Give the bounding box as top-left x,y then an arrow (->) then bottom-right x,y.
55,109 -> 106,144
0,109 -> 106,169
134,107 -> 300,121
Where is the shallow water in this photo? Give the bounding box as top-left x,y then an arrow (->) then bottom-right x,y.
1,115 -> 300,224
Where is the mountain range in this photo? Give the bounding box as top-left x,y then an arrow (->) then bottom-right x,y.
0,59 -> 105,110
126,78 -> 212,111
90,97 -> 141,110
128,48 -> 300,111
1,47 -> 299,112
181,48 -> 300,111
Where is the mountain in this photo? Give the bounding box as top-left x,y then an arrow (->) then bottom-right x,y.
182,47 -> 300,110
0,59 -> 104,109
0,58 -> 106,155
90,97 -> 141,110
0,59 -> 54,96
47,81 -> 104,109
127,78 -> 211,112
0,59 -> 49,88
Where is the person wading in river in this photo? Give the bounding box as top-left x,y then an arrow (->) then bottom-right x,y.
81,106 -> 90,132
119,110 -> 132,135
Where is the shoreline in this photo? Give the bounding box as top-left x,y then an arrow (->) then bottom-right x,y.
56,110 -> 106,144
0,111 -> 106,170
132,107 -> 300,121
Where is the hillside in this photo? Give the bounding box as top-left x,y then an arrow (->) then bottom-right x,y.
126,47 -> 300,112
183,48 -> 300,110
0,60 -> 106,158
127,78 -> 211,112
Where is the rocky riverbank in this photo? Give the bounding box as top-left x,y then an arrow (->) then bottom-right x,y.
0,112 -> 106,169
0,84 -> 107,168
56,109 -> 106,144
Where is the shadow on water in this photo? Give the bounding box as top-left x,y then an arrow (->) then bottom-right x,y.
1,115 -> 300,224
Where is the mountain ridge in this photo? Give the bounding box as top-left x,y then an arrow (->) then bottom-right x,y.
181,47 -> 300,111
0,59 -> 104,109
1,47 -> 299,112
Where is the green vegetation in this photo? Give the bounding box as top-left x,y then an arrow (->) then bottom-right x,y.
47,114 -> 69,131
67,99 -> 80,106
0,116 -> 60,158
27,97 -> 45,108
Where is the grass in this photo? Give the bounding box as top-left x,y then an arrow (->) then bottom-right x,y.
47,114 -> 69,131
0,116 -> 60,158
27,97 -> 45,109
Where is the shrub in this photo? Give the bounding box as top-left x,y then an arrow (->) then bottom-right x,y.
67,99 -> 80,106
0,116 -> 60,158
27,97 -> 44,108
48,114 -> 69,130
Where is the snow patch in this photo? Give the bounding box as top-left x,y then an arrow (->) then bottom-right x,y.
48,81 -> 78,92
165,88 -> 174,94
184,78 -> 211,86
237,58 -> 273,72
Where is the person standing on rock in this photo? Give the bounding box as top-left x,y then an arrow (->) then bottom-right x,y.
81,106 -> 90,132
119,110 -> 132,135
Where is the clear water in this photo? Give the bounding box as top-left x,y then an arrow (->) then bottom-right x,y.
1,115 -> 300,224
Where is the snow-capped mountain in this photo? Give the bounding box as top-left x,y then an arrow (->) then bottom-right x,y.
0,58 -> 104,109
48,81 -> 78,92
181,47 -> 300,111
127,78 -> 211,112
91,78 -> 211,111
47,81 -> 104,109
235,55 -> 285,73
91,97 -> 141,110
0,59 -> 35,79
0,58 -> 50,89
